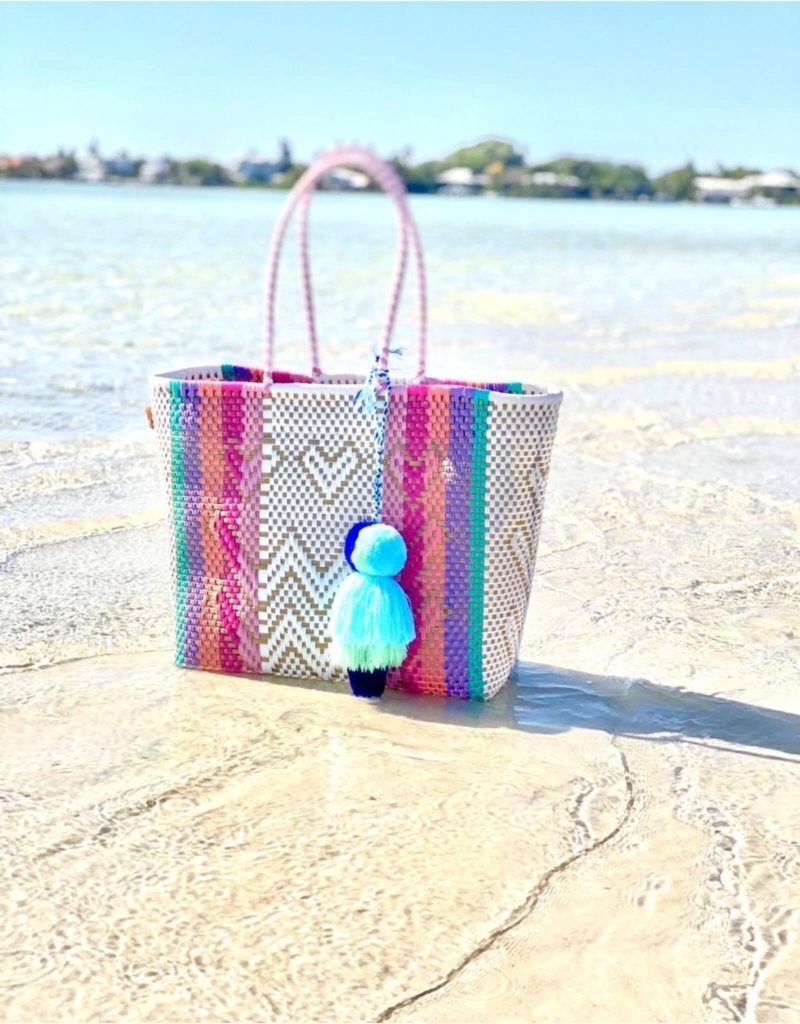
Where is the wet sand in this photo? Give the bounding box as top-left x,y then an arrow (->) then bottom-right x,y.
2,394 -> 800,1023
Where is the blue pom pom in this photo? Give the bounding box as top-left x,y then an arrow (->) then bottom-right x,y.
343,519 -> 377,571
351,523 -> 407,578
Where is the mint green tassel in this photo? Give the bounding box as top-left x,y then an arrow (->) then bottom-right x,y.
329,572 -> 414,671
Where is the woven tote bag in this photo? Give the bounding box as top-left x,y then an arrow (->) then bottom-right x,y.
149,146 -> 562,700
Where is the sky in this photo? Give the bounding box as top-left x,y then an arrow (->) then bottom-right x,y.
1,1 -> 798,173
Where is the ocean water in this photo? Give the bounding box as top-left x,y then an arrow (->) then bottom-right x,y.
2,180 -> 799,442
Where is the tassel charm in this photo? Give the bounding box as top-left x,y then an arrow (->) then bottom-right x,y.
329,521 -> 415,698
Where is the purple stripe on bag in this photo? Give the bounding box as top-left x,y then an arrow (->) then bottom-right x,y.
444,389 -> 472,697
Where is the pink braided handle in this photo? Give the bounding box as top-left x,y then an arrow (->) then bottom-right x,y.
264,145 -> 427,385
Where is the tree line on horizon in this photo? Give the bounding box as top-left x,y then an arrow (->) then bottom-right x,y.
1,138 -> 796,203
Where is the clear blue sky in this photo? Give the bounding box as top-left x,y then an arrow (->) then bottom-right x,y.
1,1 -> 798,172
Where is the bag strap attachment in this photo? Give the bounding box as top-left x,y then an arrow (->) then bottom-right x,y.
263,145 -> 427,386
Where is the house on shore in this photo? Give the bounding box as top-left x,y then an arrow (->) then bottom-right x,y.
233,151 -> 280,184
694,171 -> 800,204
77,143 -> 106,182
752,171 -> 800,196
530,170 -> 582,191
694,176 -> 755,203
435,166 -> 489,195
76,143 -> 142,182
105,151 -> 138,177
231,143 -> 292,184
321,167 -> 370,191
139,157 -> 172,184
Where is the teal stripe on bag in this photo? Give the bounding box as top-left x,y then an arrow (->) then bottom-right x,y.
169,379 -> 188,662
468,388 -> 490,700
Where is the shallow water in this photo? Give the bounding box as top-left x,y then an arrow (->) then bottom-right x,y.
2,180 -> 799,440
1,182 -> 799,1021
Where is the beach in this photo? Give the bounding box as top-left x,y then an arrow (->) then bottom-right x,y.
2,183 -> 800,1022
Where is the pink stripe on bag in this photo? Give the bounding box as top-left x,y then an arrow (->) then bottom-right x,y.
219,387 -> 244,672
180,382 -> 203,667
397,384 -> 429,691
197,381 -> 222,671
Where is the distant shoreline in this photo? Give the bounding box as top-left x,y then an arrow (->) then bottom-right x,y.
3,138 -> 799,205
5,177 -> 800,209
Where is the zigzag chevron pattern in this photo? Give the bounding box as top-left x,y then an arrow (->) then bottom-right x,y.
258,388 -> 376,679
